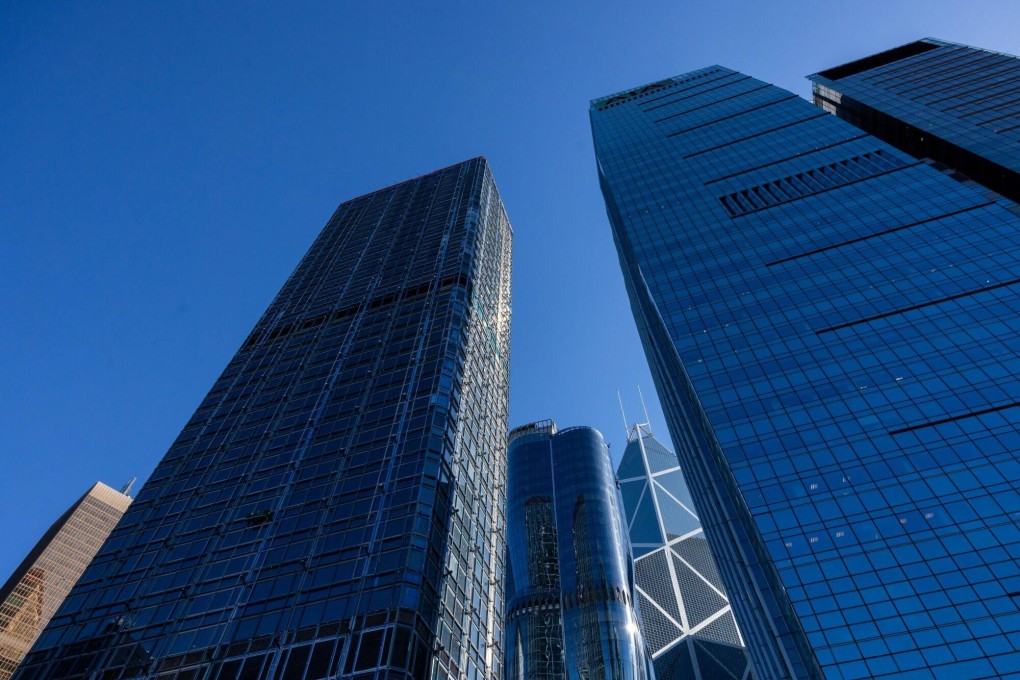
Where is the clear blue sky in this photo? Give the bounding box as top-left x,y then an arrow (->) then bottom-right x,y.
2,1 -> 1017,581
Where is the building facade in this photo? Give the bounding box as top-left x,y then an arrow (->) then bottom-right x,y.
616,423 -> 751,679
591,67 -> 1020,680
809,38 -> 1020,204
0,482 -> 132,680
15,158 -> 513,680
505,422 -> 651,680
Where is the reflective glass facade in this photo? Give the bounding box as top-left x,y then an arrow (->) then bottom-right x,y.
505,422 -> 651,680
591,68 -> 1020,679
16,158 -> 513,680
0,483 -> 131,680
616,424 -> 751,679
809,38 -> 1020,204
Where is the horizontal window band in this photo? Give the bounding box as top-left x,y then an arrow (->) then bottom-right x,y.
240,273 -> 471,350
724,160 -> 921,218
639,72 -> 745,110
967,104 -> 1020,127
816,276 -> 1020,335
704,135 -> 868,186
942,78 -> 1020,114
664,95 -> 797,136
766,201 -> 994,267
653,83 -> 769,122
813,93 -> 840,110
907,59 -> 1009,95
954,94 -> 1020,118
993,120 -> 1020,136
560,584 -> 632,610
684,113 -> 828,159
889,400 -> 1020,435
594,79 -> 680,110
923,77 -> 1020,116
863,45 -> 968,86
506,594 -> 561,617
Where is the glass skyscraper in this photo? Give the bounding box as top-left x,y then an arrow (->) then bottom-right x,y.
0,482 -> 132,680
15,158 -> 512,680
616,422 -> 751,680
592,66 -> 1020,680
504,421 -> 651,680
809,38 -> 1020,204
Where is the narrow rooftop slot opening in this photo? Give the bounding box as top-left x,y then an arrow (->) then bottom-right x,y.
816,40 -> 940,81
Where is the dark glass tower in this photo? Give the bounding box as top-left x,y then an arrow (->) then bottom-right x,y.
16,158 -> 512,680
592,68 -> 1020,680
616,422 -> 751,680
504,422 -> 651,680
809,38 -> 1020,204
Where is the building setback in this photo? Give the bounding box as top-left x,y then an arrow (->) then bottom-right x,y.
616,422 -> 751,679
15,158 -> 512,680
809,38 -> 1020,205
0,482 -> 132,680
504,421 -> 651,680
591,66 -> 1020,680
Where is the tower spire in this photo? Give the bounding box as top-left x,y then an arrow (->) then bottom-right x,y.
617,390 -> 629,440
637,385 -> 653,437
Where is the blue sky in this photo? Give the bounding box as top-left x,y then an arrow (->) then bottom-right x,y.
2,1 -> 1018,580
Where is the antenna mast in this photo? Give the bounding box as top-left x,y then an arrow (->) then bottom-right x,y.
616,390 -> 629,439
637,385 -> 653,435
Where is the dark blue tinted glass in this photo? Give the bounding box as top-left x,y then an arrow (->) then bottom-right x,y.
810,38 -> 1020,205
15,159 -> 512,680
592,66 -> 1020,680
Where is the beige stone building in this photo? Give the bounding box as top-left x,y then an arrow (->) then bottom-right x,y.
0,482 -> 132,680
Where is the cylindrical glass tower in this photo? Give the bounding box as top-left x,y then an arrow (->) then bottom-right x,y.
505,420 -> 565,680
505,421 -> 650,680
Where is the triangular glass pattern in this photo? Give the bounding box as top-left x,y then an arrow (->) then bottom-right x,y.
654,639 -> 697,680
643,436 -> 681,473
619,479 -> 646,524
695,612 -> 743,648
634,548 -> 681,623
654,468 -> 697,511
672,553 -> 728,627
617,440 -> 648,479
693,638 -> 745,680
631,544 -> 658,559
674,535 -> 725,592
652,485 -> 702,540
616,430 -> 751,678
637,591 -> 682,653
629,492 -> 664,545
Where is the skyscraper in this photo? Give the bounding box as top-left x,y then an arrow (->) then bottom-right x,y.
0,482 -> 132,680
15,158 -> 512,680
809,38 -> 1020,203
504,421 -> 651,680
592,66 -> 1020,680
616,422 -> 751,680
